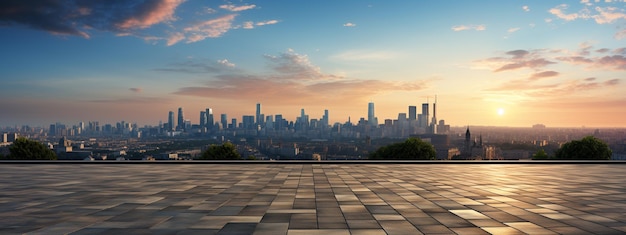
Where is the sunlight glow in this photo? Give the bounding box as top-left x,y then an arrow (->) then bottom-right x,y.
497,108 -> 505,116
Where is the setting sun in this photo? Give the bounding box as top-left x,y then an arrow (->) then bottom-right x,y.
497,108 -> 505,116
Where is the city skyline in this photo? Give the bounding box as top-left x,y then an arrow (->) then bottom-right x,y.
1,1 -> 626,127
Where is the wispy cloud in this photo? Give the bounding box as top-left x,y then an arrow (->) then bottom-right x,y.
473,49 -> 556,72
172,49 -> 430,105
507,27 -> 520,33
331,50 -> 400,61
529,71 -> 559,81
129,87 -> 143,93
451,24 -> 486,31
183,14 -> 236,43
240,20 -> 279,29
155,58 -> 238,74
343,22 -> 356,27
548,3 -> 626,38
522,6 -> 530,12
219,4 -> 256,12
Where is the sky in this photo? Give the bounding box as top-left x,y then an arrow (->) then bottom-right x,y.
1,0 -> 626,128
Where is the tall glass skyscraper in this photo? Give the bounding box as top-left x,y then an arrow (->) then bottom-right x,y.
177,107 -> 184,131
168,111 -> 175,131
368,102 -> 377,126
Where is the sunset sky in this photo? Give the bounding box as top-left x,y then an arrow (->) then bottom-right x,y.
1,0 -> 625,128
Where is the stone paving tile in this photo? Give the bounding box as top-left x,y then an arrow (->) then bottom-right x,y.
1,164 -> 625,234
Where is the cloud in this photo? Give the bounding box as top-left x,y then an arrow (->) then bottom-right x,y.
219,4 -> 256,12
155,58 -> 237,73
115,0 -> 184,29
593,6 -> 626,24
217,59 -> 235,68
507,27 -> 520,33
263,49 -> 341,80
549,4 -> 579,21
451,24 -> 486,31
557,55 -> 626,70
343,22 -> 356,27
523,6 -> 530,12
0,0 -> 185,38
129,87 -> 143,93
331,50 -> 399,61
0,1 -> 277,45
604,78 -> 620,86
241,20 -> 278,29
166,32 -> 185,46
173,49 -> 429,105
183,14 -> 236,43
528,71 -> 559,80
550,5 -> 626,24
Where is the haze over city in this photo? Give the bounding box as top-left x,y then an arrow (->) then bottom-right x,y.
1,0 -> 625,127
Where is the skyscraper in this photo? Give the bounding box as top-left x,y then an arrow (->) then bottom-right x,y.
168,111 -> 175,131
177,107 -> 184,131
199,111 -> 207,127
421,103 -> 429,128
322,109 -> 329,128
221,114 -> 228,129
206,108 -> 214,129
368,102 -> 377,126
408,106 -> 416,121
256,103 -> 262,125
431,96 -> 437,134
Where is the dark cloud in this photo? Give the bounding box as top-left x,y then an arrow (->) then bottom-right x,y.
555,56 -> 594,64
584,77 -> 596,81
494,58 -> 555,72
596,48 -> 610,53
505,50 -> 529,59
0,0 -> 183,38
528,71 -> 559,80
604,79 -> 620,86
129,87 -> 142,93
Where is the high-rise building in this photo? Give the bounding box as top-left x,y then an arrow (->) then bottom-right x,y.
221,114 -> 228,129
421,103 -> 429,128
265,115 -> 274,129
368,102 -> 377,126
408,106 -> 417,121
168,111 -> 175,131
243,115 -> 255,130
275,114 -> 283,130
322,109 -> 329,128
206,108 -> 214,129
199,111 -> 207,127
256,103 -> 262,126
177,107 -> 184,131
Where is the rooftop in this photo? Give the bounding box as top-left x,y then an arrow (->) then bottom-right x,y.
1,163 -> 625,234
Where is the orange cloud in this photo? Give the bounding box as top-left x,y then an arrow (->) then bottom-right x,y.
171,50 -> 429,106
116,0 -> 184,29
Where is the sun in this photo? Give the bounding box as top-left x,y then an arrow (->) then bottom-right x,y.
497,108 -> 505,116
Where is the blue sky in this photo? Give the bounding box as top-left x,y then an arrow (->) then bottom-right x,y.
1,0 -> 625,127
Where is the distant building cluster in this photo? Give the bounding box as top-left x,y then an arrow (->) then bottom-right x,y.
2,98 -> 626,161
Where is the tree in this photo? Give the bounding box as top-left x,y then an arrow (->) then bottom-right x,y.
7,137 -> 57,160
532,149 -> 550,160
200,142 -> 241,160
369,137 -> 436,160
555,136 -> 612,160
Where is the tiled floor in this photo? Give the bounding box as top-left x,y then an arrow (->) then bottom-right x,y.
0,164 -> 625,234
